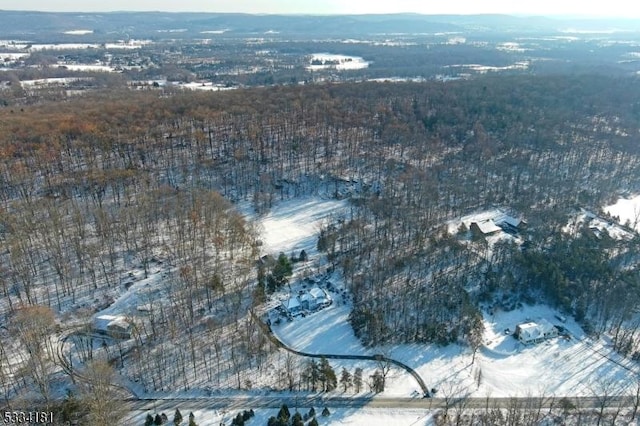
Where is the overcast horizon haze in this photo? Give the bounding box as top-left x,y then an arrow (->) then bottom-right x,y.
2,1 -> 640,19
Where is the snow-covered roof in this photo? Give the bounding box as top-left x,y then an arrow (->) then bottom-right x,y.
300,293 -> 314,303
309,287 -> 326,300
496,215 -> 522,228
518,319 -> 555,342
283,297 -> 301,310
94,314 -> 130,331
471,220 -> 502,235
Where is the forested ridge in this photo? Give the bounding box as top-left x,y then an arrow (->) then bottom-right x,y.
2,75 -> 640,403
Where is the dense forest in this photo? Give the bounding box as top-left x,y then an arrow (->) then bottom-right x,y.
2,75 -> 640,405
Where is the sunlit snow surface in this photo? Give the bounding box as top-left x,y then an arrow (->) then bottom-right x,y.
264,200 -> 639,399
605,194 -> 640,231
255,197 -> 349,255
306,53 -> 369,71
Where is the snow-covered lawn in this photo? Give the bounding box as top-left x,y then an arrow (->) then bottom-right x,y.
254,197 -> 349,256
476,304 -> 638,397
274,304 -> 366,356
275,298 -> 640,398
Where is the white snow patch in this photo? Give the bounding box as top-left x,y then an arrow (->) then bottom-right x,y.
58,64 -> 116,72
0,52 -> 28,63
274,304 -> 368,356
446,61 -> 530,73
306,53 -> 369,71
176,81 -> 238,91
254,197 -> 349,255
105,40 -> 152,49
201,29 -> 229,34
605,194 -> 640,232
29,43 -> 100,50
63,30 -> 93,35
20,77 -> 92,87
496,42 -> 529,52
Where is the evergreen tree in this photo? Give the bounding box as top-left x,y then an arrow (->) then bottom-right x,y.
277,404 -> 290,424
291,412 -> 304,426
145,414 -> 154,426
309,418 -> 319,426
232,413 -> 244,426
308,407 -> 316,419
272,252 -> 293,289
339,367 -> 352,392
322,407 -> 331,417
154,413 -> 163,425
267,417 -> 278,426
305,360 -> 320,391
242,410 -> 253,421
319,357 -> 337,391
173,409 -> 183,426
353,368 -> 363,393
188,412 -> 197,426
299,249 -> 308,262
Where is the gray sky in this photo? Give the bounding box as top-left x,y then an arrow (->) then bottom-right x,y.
2,0 -> 639,17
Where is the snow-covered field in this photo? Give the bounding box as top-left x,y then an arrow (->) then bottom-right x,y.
254,197 -> 349,256
58,64 -> 117,72
63,29 -> 94,35
177,81 -> 238,91
306,53 -> 369,71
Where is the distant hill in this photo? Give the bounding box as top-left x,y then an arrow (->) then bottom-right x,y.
0,11 -> 637,41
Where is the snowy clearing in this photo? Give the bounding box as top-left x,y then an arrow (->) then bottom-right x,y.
605,194 -> 640,231
253,197 -> 349,256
